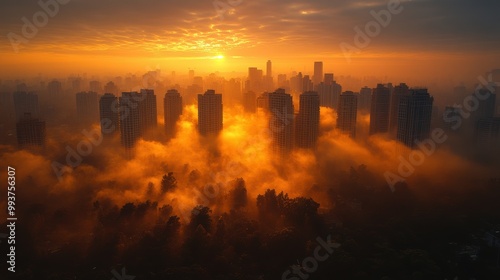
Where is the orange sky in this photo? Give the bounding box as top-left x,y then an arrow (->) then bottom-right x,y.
1,0 -> 499,81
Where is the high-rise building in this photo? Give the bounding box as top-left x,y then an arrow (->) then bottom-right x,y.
396,89 -> 434,148
475,117 -> 500,146
89,81 -> 102,93
389,83 -> 410,133
76,91 -> 100,126
139,89 -> 158,134
246,67 -> 264,92
99,93 -> 119,136
257,92 -> 270,111
313,62 -> 324,86
337,91 -> 358,138
13,91 -> 39,121
302,75 -> 313,92
119,92 -> 141,148
164,89 -> 183,139
268,89 -> 294,155
369,84 -> 391,135
198,90 -> 223,136
266,60 -> 272,78
315,81 -> 342,109
295,91 -> 320,148
104,81 -> 119,95
242,91 -> 257,113
324,73 -> 334,85
16,113 -> 46,147
358,86 -> 371,113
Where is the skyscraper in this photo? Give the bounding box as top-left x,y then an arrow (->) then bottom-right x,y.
13,91 -> 39,121
257,92 -> 270,111
269,89 -> 294,155
337,91 -> 358,138
164,89 -> 183,139
242,91 -> 257,113
266,60 -> 272,78
324,73 -> 334,85
358,86 -> 371,113
198,90 -> 223,136
313,61 -> 324,85
389,83 -> 410,133
104,81 -> 119,95
139,89 -> 158,134
89,81 -> 102,93
99,93 -> 119,136
16,113 -> 46,147
76,91 -> 100,126
119,92 -> 141,148
315,81 -> 342,109
396,89 -> 434,148
369,84 -> 391,135
295,91 -> 320,148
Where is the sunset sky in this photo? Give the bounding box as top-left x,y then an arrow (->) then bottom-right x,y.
1,0 -> 499,80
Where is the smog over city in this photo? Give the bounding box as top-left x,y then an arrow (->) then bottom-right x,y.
0,0 -> 500,279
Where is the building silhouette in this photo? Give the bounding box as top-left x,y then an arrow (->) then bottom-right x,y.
99,93 -> 119,136
313,61 -> 323,86
76,91 -> 100,126
396,89 -> 434,148
316,81 -> 342,109
198,90 -> 223,136
324,73 -> 334,85
269,89 -> 294,155
370,84 -> 391,135
337,91 -> 358,138
242,91 -> 257,113
119,92 -> 142,148
139,89 -> 158,135
389,83 -> 410,133
257,92 -> 270,111
296,91 -> 320,148
164,89 -> 183,139
13,91 -> 39,121
16,113 -> 45,147
358,86 -> 371,113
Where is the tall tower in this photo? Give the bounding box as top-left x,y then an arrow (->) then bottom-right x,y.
164,89 -> 183,139
13,91 -> 39,121
315,81 -> 342,109
76,91 -> 100,126
313,61 -> 324,86
198,90 -> 223,136
242,91 -> 257,113
389,83 -> 409,133
269,89 -> 294,155
16,113 -> 46,147
119,92 -> 141,148
295,91 -> 320,148
358,87 -> 372,114
139,89 -> 158,135
99,93 -> 119,136
266,60 -> 272,78
369,84 -> 391,135
337,91 -> 358,138
397,89 -> 434,148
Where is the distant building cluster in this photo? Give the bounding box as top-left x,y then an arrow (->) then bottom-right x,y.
2,63 -> 498,155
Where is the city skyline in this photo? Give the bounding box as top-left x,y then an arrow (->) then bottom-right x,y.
1,1 -> 500,279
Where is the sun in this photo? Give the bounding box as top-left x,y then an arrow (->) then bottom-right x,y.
214,54 -> 224,60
